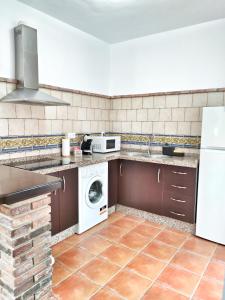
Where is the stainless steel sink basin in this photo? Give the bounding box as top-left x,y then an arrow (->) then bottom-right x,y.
123,152 -> 165,159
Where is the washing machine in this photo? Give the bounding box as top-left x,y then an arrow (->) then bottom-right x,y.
77,162 -> 108,234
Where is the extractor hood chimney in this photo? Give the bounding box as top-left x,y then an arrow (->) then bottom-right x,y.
0,24 -> 70,106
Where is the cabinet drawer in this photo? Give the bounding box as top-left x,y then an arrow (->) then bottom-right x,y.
164,166 -> 196,190
163,191 -> 195,223
165,182 -> 195,197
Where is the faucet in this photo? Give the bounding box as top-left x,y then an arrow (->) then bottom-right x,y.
147,134 -> 154,156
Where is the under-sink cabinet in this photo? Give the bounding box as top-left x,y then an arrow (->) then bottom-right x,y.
49,168 -> 78,235
118,160 -> 197,224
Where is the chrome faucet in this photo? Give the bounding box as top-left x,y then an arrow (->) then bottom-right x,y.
147,134 -> 154,156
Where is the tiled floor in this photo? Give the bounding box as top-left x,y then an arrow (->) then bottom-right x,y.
52,212 -> 225,300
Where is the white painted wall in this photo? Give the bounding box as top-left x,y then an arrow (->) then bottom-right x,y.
0,0 -> 110,94
110,19 -> 225,95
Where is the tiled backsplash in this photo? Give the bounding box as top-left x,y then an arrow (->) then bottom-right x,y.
0,78 -> 224,159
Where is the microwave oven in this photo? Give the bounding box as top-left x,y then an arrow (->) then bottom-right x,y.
90,136 -> 121,153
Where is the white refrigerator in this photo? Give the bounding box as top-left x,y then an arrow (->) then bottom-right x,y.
196,106 -> 225,245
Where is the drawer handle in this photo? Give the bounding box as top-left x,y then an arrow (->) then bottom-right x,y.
170,197 -> 186,203
172,171 -> 187,175
171,184 -> 187,189
170,211 -> 185,217
62,176 -> 66,192
157,168 -> 161,183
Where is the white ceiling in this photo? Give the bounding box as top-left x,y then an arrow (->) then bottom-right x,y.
18,0 -> 225,43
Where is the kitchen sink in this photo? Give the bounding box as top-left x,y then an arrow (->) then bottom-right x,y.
123,152 -> 165,159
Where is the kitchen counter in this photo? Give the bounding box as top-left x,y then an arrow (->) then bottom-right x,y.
0,165 -> 62,205
36,151 -> 198,174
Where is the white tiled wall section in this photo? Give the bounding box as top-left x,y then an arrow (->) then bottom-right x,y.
0,82 -> 110,136
110,92 -> 225,136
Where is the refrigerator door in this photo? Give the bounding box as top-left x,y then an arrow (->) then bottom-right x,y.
196,149 -> 225,245
201,106 -> 225,149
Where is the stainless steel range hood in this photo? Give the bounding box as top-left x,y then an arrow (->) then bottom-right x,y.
0,24 -> 70,106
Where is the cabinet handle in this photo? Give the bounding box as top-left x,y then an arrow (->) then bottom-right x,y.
170,197 -> 186,203
53,190 -> 57,196
170,211 -> 185,217
172,171 -> 187,175
171,184 -> 187,189
157,168 -> 161,183
62,176 -> 66,192
120,162 -> 123,176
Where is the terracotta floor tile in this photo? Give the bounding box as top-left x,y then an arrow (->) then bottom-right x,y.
155,229 -> 187,247
119,231 -> 150,250
124,214 -> 145,223
131,223 -> 161,238
63,233 -> 86,246
107,212 -> 125,223
143,240 -> 177,261
194,277 -> 224,300
79,257 -> 119,286
143,220 -> 165,229
127,253 -> 166,280
100,244 -> 136,267
171,250 -> 209,274
78,235 -> 111,255
213,245 -> 225,262
204,258 -> 225,282
53,273 -> 99,300
91,288 -> 122,300
52,240 -> 72,257
112,216 -> 139,230
52,261 -> 72,286
98,224 -> 127,242
143,283 -> 188,300
107,269 -> 151,300
182,236 -> 216,257
158,265 -> 200,296
57,246 -> 94,271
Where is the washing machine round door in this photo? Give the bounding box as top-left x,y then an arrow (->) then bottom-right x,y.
86,176 -> 104,208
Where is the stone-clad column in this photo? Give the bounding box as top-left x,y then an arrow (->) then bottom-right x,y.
0,194 -> 54,300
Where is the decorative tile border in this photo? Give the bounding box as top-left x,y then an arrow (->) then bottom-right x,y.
0,132 -> 200,155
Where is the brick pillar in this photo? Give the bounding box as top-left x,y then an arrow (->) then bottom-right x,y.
0,194 -> 54,300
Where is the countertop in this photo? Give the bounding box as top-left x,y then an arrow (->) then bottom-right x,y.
25,151 -> 199,174
0,165 -> 62,205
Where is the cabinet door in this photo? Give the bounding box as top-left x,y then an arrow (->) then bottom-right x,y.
118,160 -> 163,215
59,168 -> 78,231
48,172 -> 60,236
108,160 -> 120,208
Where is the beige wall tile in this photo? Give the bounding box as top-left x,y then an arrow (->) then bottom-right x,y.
102,109 -> 109,121
148,109 -> 160,121
82,121 -> 91,133
207,92 -> 224,106
52,120 -> 63,134
86,108 -> 95,121
68,107 -> 78,120
113,99 -> 122,110
153,96 -> 166,108
73,94 -> 82,107
166,95 -> 179,108
137,109 -> 147,121
90,121 -> 99,132
94,109 -> 102,121
117,110 -> 127,121
25,119 -> 38,135
141,122 -> 153,134
113,121 -> 122,132
45,106 -> 57,119
81,95 -> 91,108
0,119 -> 8,136
193,93 -> 207,107
172,108 -> 185,121
122,122 -> 132,133
99,121 -> 106,132
63,120 -> 73,133
185,108 -> 200,121
16,104 -> 31,119
191,122 -> 202,135
90,97 -> 99,108
143,96 -> 154,109
99,98 -> 106,109
62,92 -> 73,105
165,122 -> 177,135
105,99 -> 111,110
0,103 -> 16,118
178,94 -> 193,107
57,106 -> 68,119
132,97 -> 142,109
159,108 -> 172,121
73,121 -> 82,133
121,98 -> 132,109
38,120 -> 51,135
177,122 -> 191,135
127,110 -> 136,121
105,121 -> 110,131
110,110 -> 117,121
132,121 -> 142,133
78,107 -> 87,120
9,119 -> 25,136
153,122 -> 164,134
31,106 -> 45,119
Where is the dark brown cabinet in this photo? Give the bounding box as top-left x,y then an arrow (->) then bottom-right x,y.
108,160 -> 120,208
49,168 -> 78,235
118,160 -> 163,215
